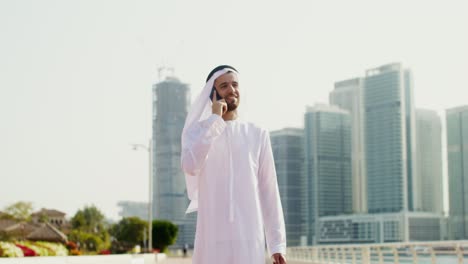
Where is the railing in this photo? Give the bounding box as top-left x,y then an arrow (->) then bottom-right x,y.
287,240 -> 468,264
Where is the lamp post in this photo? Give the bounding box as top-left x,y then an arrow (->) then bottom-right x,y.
132,139 -> 153,252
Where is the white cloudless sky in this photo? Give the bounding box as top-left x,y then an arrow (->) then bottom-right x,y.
1,0 -> 467,220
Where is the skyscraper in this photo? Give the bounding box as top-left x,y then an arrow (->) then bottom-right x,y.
329,77 -> 367,213
446,105 -> 468,239
414,109 -> 443,214
304,104 -> 352,244
363,63 -> 417,216
271,128 -> 307,246
315,63 -> 444,244
152,76 -> 195,246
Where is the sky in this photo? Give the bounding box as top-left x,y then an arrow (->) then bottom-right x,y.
1,0 -> 467,220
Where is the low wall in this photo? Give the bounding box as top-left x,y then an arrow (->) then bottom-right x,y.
0,253 -> 166,264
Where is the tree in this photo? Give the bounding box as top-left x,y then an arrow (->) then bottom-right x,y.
110,217 -> 148,245
152,220 -> 178,252
3,201 -> 33,221
69,205 -> 110,252
71,205 -> 105,234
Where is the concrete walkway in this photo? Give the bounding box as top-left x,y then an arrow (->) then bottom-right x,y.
161,258 -> 192,264
161,257 -> 307,264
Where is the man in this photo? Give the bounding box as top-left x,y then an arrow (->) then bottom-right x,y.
181,65 -> 287,264
183,243 -> 188,258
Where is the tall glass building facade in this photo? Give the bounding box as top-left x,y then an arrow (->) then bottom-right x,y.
308,63 -> 444,245
152,76 -> 195,247
404,70 -> 418,212
446,105 -> 468,239
329,78 -> 367,213
363,63 -> 416,216
415,109 -> 443,214
304,104 -> 352,244
271,128 -> 307,246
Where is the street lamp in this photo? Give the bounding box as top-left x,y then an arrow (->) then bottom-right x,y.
132,140 -> 153,252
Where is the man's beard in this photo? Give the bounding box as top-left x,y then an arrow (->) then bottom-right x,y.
226,98 -> 239,111
227,102 -> 238,111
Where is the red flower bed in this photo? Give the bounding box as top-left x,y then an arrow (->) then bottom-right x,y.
15,244 -> 37,257
98,249 -> 111,255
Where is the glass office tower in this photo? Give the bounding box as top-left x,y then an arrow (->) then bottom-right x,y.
330,77 -> 367,213
304,104 -> 352,244
271,128 -> 307,246
363,63 -> 417,216
415,109 -> 443,214
446,105 -> 468,239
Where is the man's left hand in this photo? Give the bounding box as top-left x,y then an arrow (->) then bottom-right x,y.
271,253 -> 286,264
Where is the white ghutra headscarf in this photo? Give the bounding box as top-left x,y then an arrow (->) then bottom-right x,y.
181,65 -> 239,213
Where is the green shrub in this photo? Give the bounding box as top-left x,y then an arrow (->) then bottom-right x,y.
110,217 -> 148,245
68,230 -> 107,252
152,220 -> 178,252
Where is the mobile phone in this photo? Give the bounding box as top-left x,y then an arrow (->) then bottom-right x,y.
210,87 -> 223,101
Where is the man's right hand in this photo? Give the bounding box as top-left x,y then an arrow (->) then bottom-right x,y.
272,253 -> 286,264
212,90 -> 227,116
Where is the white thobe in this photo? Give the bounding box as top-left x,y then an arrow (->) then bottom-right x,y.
181,114 -> 286,264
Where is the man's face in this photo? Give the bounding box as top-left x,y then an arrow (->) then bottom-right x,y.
214,72 -> 240,111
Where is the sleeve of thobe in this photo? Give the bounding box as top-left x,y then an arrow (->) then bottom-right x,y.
181,114 -> 226,176
258,130 -> 287,256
